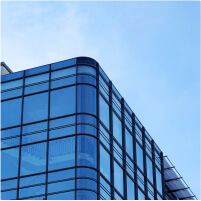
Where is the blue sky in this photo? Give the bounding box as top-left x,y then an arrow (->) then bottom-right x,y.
1,1 -> 200,198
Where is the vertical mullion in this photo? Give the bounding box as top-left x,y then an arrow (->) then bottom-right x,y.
45,65 -> 51,200
142,127 -> 148,199
109,81 -> 114,200
121,98 -> 127,199
152,140 -> 157,199
160,152 -> 165,199
97,63 -> 100,200
16,70 -> 25,200
75,60 -> 78,200
132,113 -> 138,200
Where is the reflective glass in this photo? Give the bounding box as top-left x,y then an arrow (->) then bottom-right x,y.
100,145 -> 110,181
78,65 -> 96,76
146,156 -> 154,184
77,135 -> 97,168
77,124 -> 97,136
1,147 -> 19,179
99,95 -> 109,129
100,125 -> 110,150
23,92 -> 48,123
51,58 -> 76,70
47,191 -> 74,200
125,129 -> 133,159
77,114 -> 97,125
25,73 -> 49,85
76,190 -> 97,200
51,76 -> 76,89
156,168 -> 163,195
25,82 -> 49,94
48,137 -> 75,170
51,67 -> 76,79
113,113 -> 122,145
77,85 -> 97,115
50,86 -> 76,118
138,188 -> 145,200
77,179 -> 97,191
1,189 -> 17,200
1,88 -> 23,100
20,174 -> 45,187
1,127 -> 20,139
19,184 -> 45,198
2,71 -> 23,82
77,167 -> 97,180
1,179 -> 17,190
1,98 -> 22,128
77,75 -> 96,86
20,142 -> 46,176
114,161 -> 124,196
136,143 -> 144,171
25,65 -> 49,76
1,79 -> 23,91
127,176 -> 135,200
1,136 -> 20,148
100,177 -> 111,200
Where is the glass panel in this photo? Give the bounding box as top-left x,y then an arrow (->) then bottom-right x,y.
113,113 -> 122,145
48,137 -> 75,171
78,65 -> 96,76
77,124 -> 97,136
114,161 -> 124,196
126,156 -> 134,178
136,143 -> 144,172
77,167 -> 97,180
1,179 -> 17,190
48,179 -> 75,193
156,168 -> 163,195
127,176 -> 135,200
138,188 -> 145,200
114,191 -> 123,200
51,76 -> 76,89
125,129 -> 133,159
77,135 -> 97,168
50,86 -> 76,118
1,189 -> 17,200
99,76 -> 109,101
77,114 -> 97,126
1,98 -> 22,128
2,71 -> 23,82
51,67 -> 76,79
20,142 -> 46,176
23,92 -> 48,124
99,95 -> 109,129
20,174 -> 45,187
100,125 -> 110,150
48,168 -> 75,182
99,67 -> 109,83
100,145 -> 110,181
1,88 -> 23,100
1,127 -> 20,139
25,65 -> 49,76
77,85 -> 97,115
77,179 -> 97,191
100,177 -> 111,200
77,75 -> 96,86
1,79 -> 23,91
1,147 -> 19,179
51,59 -> 76,70
1,136 -> 20,148
19,184 -> 45,198
47,191 -> 75,200
25,82 -> 48,94
76,190 -> 97,200
146,156 -> 154,184
113,141 -> 123,165
25,73 -> 49,85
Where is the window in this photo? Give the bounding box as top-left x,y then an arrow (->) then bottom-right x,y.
136,143 -> 144,172
77,114 -> 97,126
48,137 -> 75,171
77,75 -> 96,86
51,58 -> 76,70
51,67 -> 76,79
113,113 -> 122,145
1,179 -> 17,191
1,147 -> 19,179
77,179 -> 97,191
1,98 -> 22,128
20,142 -> 46,176
77,135 -> 97,168
125,129 -> 133,159
47,191 -> 74,200
78,65 -> 96,76
138,188 -> 145,200
1,190 -> 17,200
100,145 -> 110,181
20,174 -> 45,187
146,156 -> 153,184
156,168 -> 163,195
76,190 -> 97,200
77,167 -> 97,180
99,95 -> 109,129
48,180 -> 75,193
50,86 -> 76,118
77,85 -> 97,115
127,176 -> 135,200
77,124 -> 97,136
23,92 -> 48,123
114,161 -> 124,196
100,177 -> 111,200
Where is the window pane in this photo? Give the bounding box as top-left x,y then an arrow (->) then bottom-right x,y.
99,95 -> 109,129
1,98 -> 22,128
50,86 -> 76,118
1,79 -> 23,91
77,190 -> 97,200
114,161 -> 124,196
1,190 -> 17,200
20,174 -> 45,187
20,142 -> 46,176
1,88 -> 23,100
100,145 -> 110,181
1,178 -> 17,191
1,147 -> 19,179
113,113 -> 122,145
127,176 -> 135,200
47,191 -> 74,200
19,184 -> 45,198
51,67 -> 76,79
136,143 -> 144,172
25,73 -> 49,85
23,92 -> 48,123
77,85 -> 97,115
77,167 -> 97,180
51,58 -> 76,70
156,168 -> 163,195
51,76 -> 76,89
78,65 -> 96,76
100,177 -> 111,200
77,114 -> 97,126
77,135 -> 97,168
125,129 -> 133,159
138,188 -> 145,200
49,137 -> 75,171
146,156 -> 153,184
77,179 -> 97,191
77,75 -> 96,86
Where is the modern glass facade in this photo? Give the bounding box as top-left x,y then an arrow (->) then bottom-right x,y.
1,57 -> 196,200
